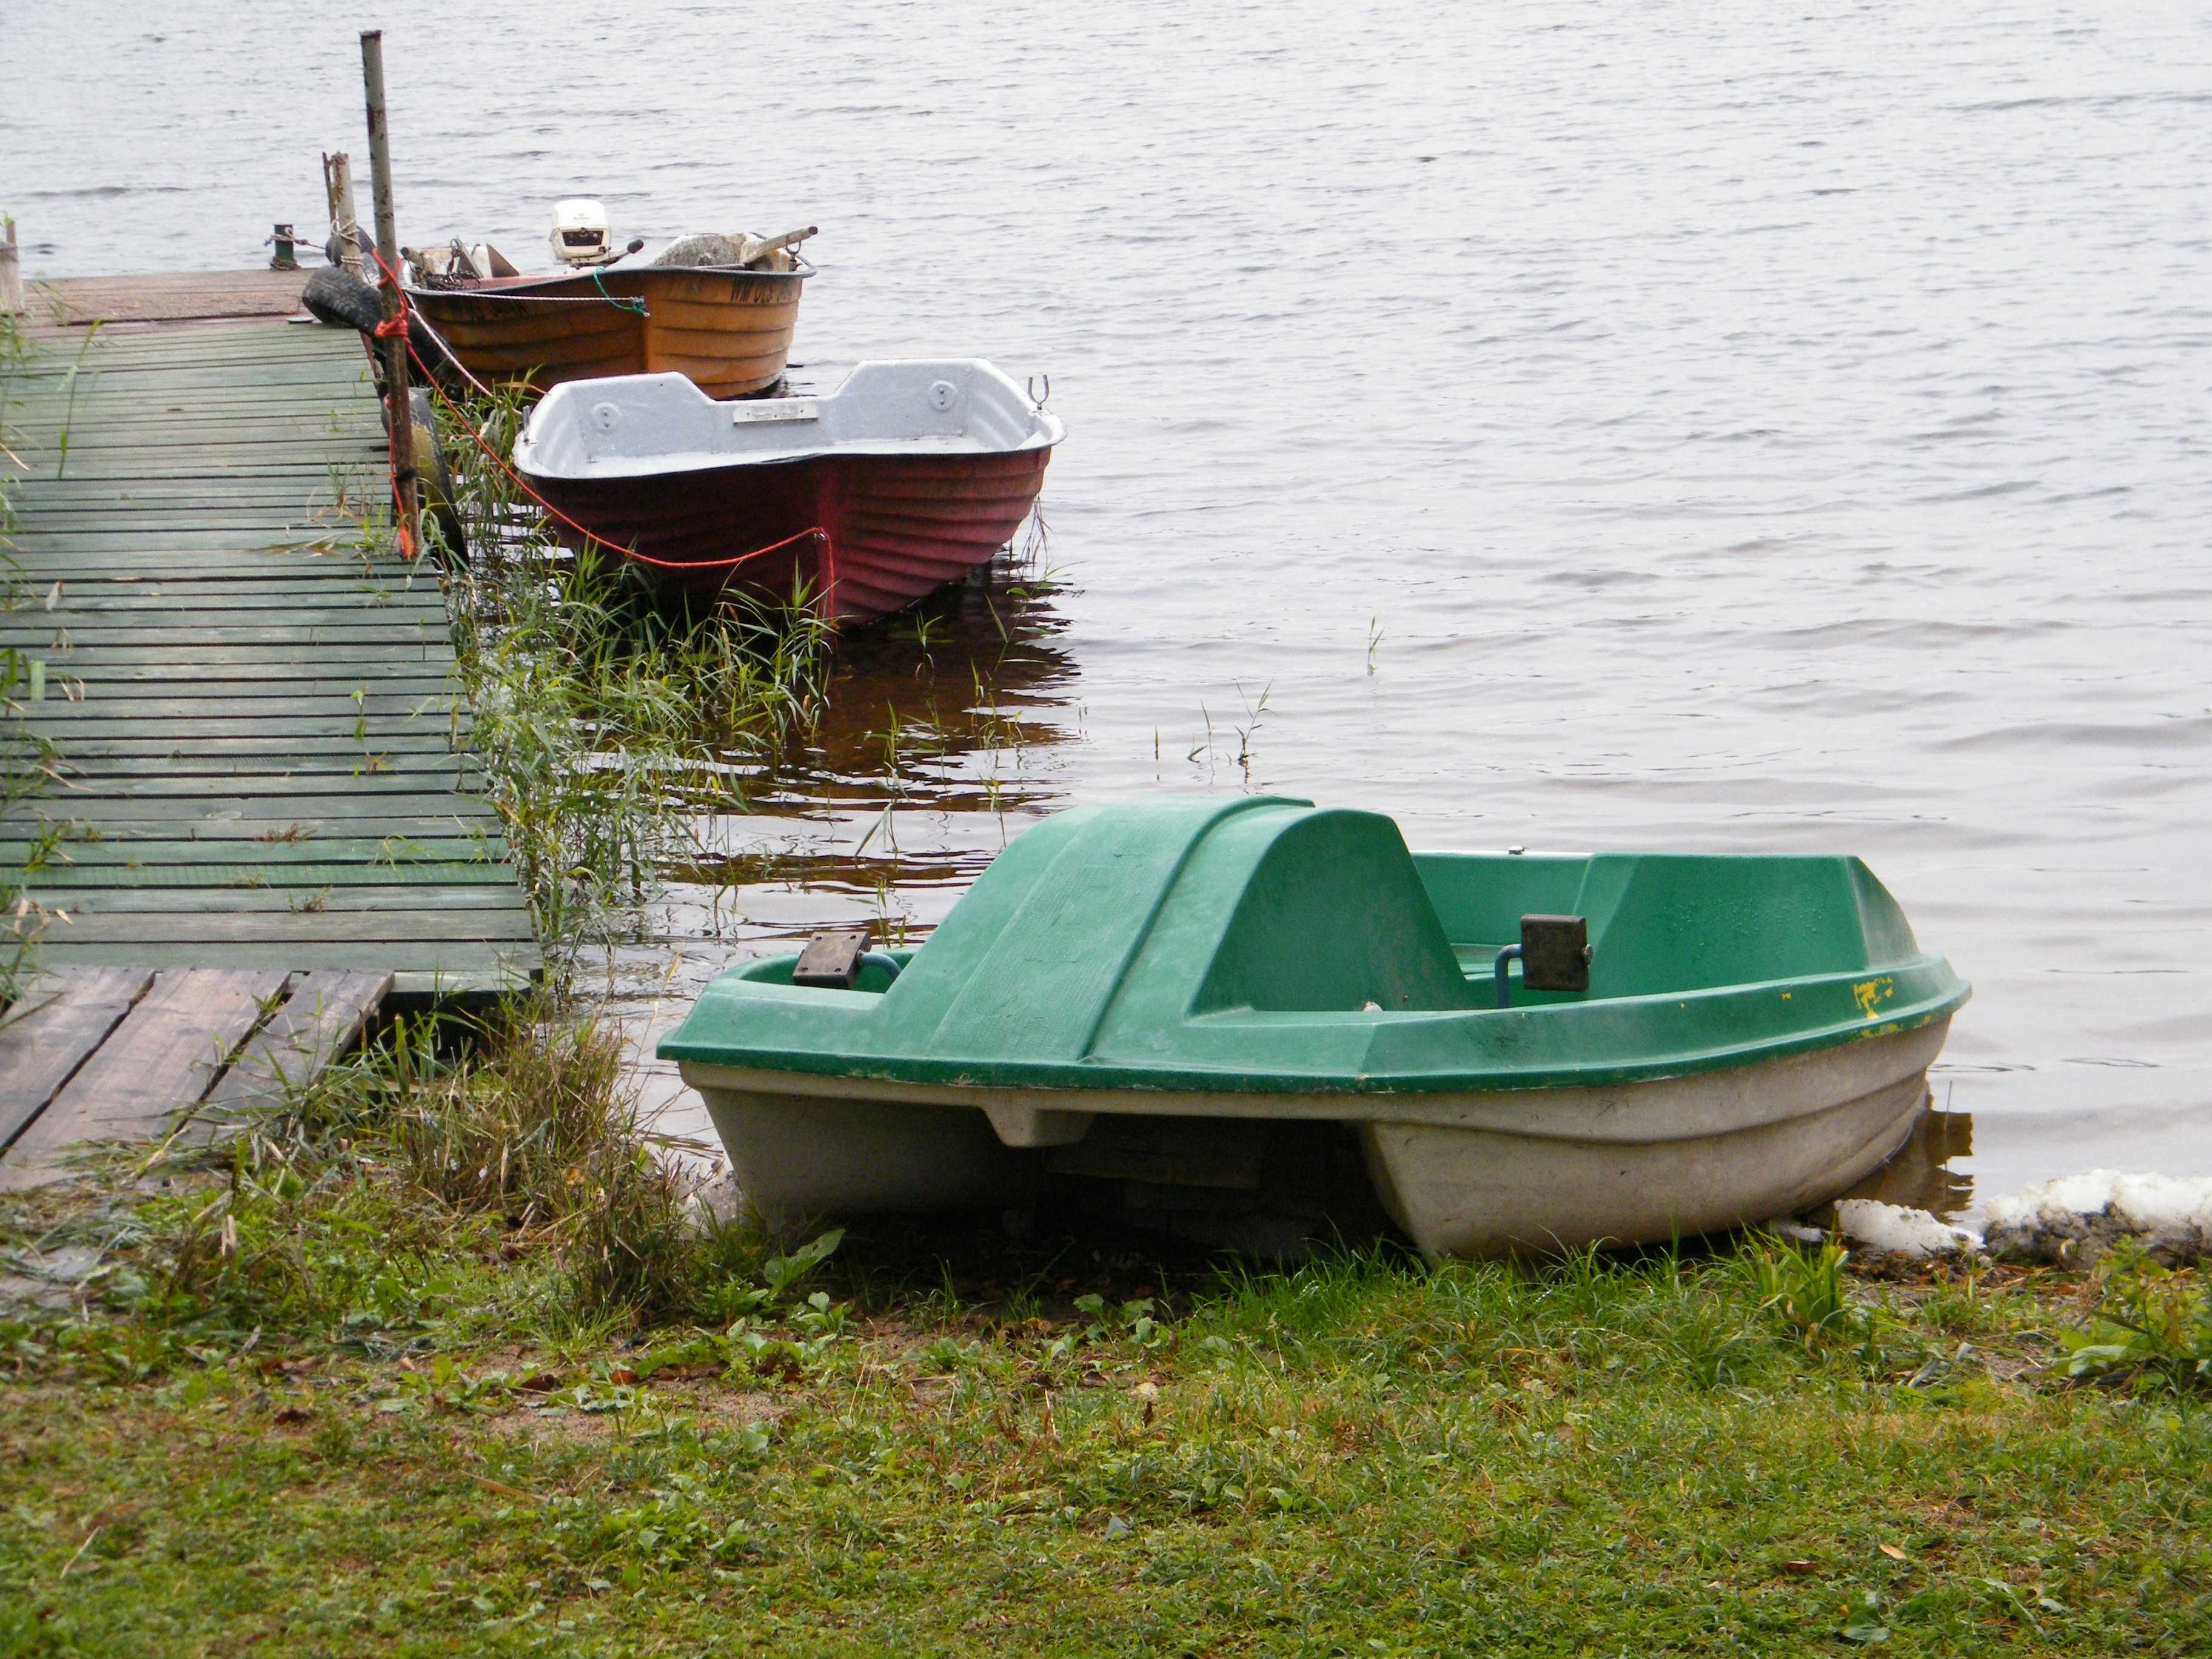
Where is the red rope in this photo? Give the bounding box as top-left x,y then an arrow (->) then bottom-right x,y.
411,348 -> 834,596
381,439 -> 414,560
357,245 -> 838,613
602,525 -> 829,574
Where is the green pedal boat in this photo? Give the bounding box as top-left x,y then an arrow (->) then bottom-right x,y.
662,797 -> 1970,1256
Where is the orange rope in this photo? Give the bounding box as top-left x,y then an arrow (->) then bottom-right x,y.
364,246 -> 417,560
606,526 -> 829,575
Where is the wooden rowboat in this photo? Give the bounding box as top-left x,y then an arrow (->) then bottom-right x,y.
659,798 -> 1971,1256
406,261 -> 811,400
513,360 -> 1064,625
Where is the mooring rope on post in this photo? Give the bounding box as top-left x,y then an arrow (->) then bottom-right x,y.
357,243 -> 420,561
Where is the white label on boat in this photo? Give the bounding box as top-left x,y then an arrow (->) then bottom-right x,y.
731,398 -> 821,424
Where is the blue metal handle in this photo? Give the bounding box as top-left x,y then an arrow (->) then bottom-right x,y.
860,951 -> 904,985
1493,944 -> 1523,1009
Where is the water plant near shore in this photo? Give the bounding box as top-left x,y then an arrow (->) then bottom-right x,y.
426,386 -> 831,971
0,297 -> 62,1005
2059,1242 -> 2212,1393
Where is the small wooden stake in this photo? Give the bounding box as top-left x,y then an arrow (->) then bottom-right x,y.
359,30 -> 420,559
0,217 -> 22,315
321,152 -> 365,279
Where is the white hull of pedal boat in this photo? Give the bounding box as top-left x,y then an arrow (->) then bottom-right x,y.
676,1017 -> 1948,1256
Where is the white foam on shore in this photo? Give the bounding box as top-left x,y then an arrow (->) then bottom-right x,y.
1826,1171 -> 2212,1264
1983,1169 -> 2212,1262
1835,1199 -> 1978,1258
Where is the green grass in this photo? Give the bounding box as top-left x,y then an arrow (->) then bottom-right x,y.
1,1250 -> 2207,1655
2,1014 -> 2207,1656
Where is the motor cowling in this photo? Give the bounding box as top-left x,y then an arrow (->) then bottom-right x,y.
549,198 -> 612,266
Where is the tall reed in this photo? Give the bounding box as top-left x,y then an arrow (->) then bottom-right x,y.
122,997 -> 772,1333
0,297 -> 58,1005
426,384 -> 831,971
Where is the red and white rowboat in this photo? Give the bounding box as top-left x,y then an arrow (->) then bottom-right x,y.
512,361 -> 1063,623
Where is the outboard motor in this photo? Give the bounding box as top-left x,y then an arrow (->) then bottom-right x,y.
549,198 -> 613,266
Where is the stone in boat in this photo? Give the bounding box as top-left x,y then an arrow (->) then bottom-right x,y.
514,361 -> 1063,623
659,798 -> 1971,1256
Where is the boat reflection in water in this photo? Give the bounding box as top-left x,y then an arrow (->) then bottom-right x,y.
616,566 -> 1082,1143
1837,1101 -> 1974,1218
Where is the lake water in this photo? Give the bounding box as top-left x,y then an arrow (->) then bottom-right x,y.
7,1 -> 2208,1209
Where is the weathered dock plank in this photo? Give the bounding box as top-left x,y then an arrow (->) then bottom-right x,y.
2,320 -> 538,999
22,269 -> 311,329
5,840 -> 498,868
30,942 -> 530,980
0,967 -> 401,1187
0,970 -> 155,1152
195,969 -> 393,1127
0,967 -> 290,1186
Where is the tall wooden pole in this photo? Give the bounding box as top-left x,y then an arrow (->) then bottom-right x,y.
360,30 -> 421,558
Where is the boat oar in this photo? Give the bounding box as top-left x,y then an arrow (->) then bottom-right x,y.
737,225 -> 818,267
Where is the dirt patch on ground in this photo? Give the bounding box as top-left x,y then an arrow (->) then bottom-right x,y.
655,1381 -> 783,1428
475,1383 -> 786,1447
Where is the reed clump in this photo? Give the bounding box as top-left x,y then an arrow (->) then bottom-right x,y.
424,384 -> 830,970
373,1007 -> 749,1322
3,1000 -> 773,1350
0,298 -> 58,1005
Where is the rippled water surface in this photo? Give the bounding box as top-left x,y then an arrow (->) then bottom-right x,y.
7,1 -> 2209,1204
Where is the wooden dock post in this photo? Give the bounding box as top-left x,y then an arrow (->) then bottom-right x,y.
358,29 -> 421,560
321,151 -> 365,279
0,216 -> 21,314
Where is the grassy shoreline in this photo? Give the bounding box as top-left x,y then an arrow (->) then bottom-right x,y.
2,1200 -> 2208,1655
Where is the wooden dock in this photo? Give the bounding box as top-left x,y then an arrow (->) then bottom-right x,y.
1,304 -> 540,1180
